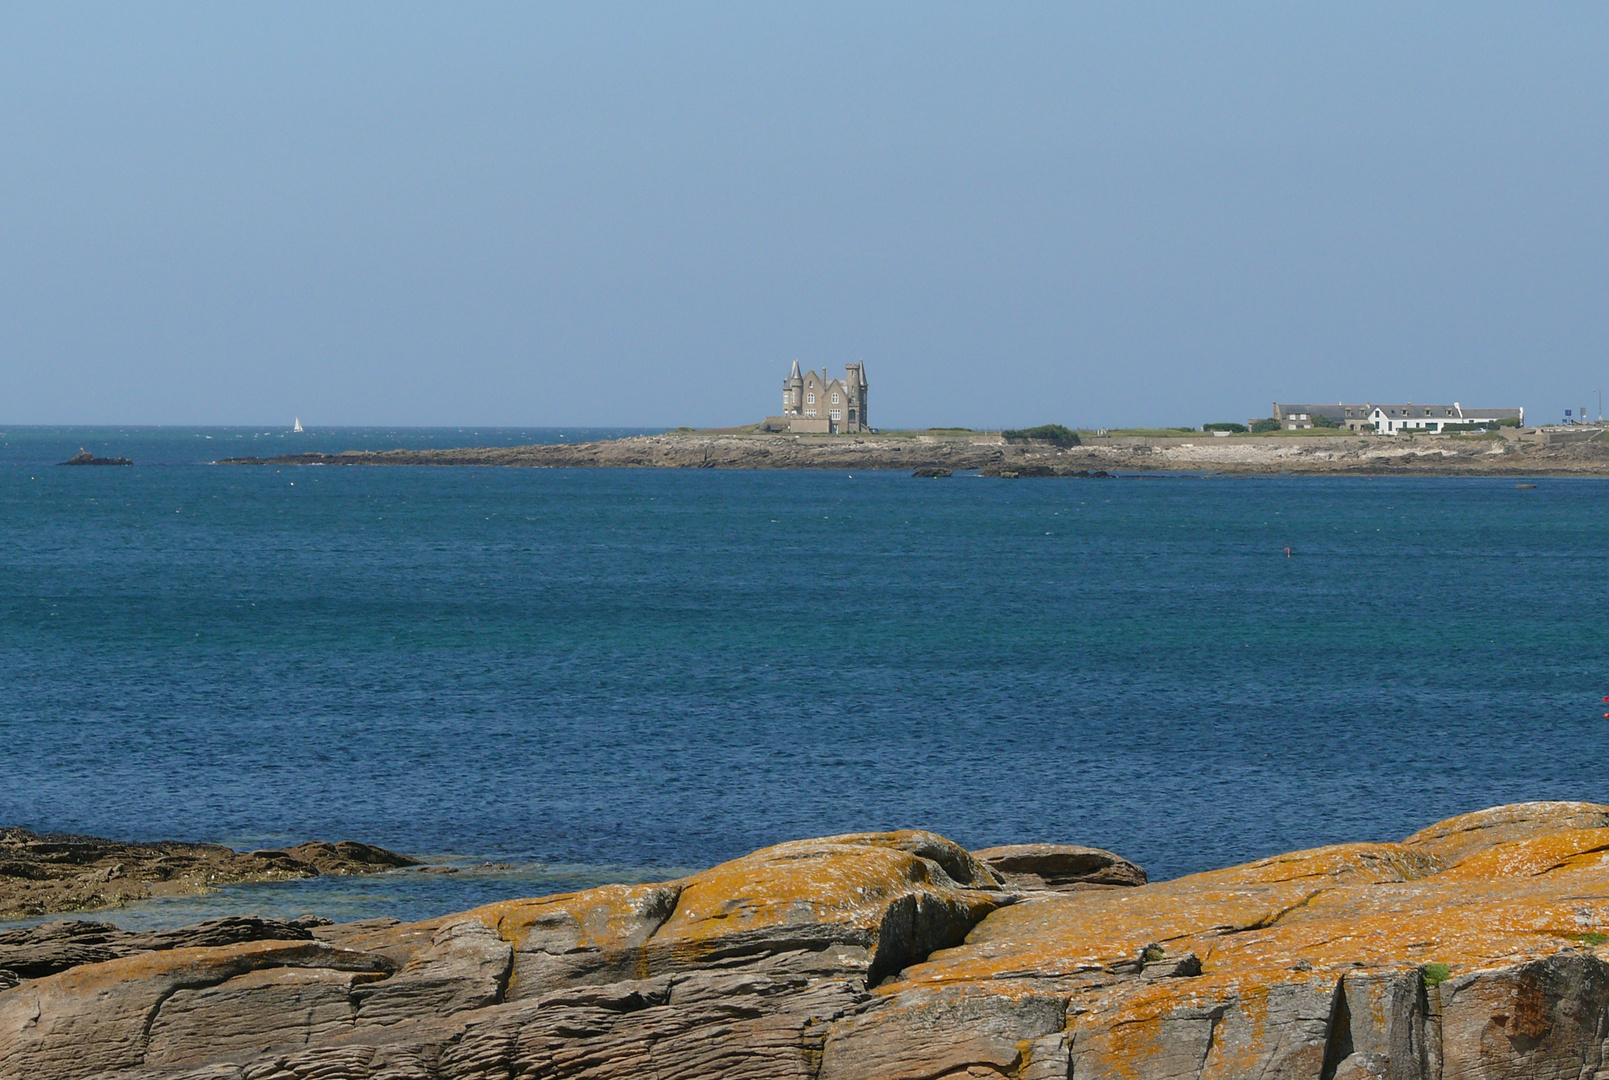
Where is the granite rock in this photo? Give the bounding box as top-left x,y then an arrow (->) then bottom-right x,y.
9,805 -> 1609,1079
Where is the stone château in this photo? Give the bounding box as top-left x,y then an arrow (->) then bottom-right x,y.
763,362 -> 869,434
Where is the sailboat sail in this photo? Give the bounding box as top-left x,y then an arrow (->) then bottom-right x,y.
293,418 -> 303,433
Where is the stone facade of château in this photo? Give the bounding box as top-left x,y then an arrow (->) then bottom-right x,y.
763,362 -> 869,434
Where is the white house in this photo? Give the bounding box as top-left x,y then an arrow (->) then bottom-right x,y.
1368,403 -> 1524,435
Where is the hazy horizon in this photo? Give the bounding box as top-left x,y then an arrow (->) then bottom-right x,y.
3,4 -> 1605,429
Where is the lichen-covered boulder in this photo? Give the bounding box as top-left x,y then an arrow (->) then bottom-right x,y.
460,882 -> 681,998
649,830 -> 1005,983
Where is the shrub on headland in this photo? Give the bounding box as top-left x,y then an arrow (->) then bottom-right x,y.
1002,424 -> 1080,447
1443,419 -> 1521,433
1250,418 -> 1281,433
1203,422 -> 1248,433
1312,413 -> 1340,428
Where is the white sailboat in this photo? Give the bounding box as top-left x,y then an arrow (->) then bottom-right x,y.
293,418 -> 304,433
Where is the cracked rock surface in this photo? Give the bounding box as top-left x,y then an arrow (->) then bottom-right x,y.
8,807 -> 1609,1078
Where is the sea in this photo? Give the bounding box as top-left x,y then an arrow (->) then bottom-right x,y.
2,425 -> 1606,928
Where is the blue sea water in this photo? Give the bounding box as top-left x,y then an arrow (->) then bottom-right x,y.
2,426 -> 1607,927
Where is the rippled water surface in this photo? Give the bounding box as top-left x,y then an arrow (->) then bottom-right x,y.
2,426 -> 1606,925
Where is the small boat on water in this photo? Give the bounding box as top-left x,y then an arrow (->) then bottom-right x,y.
293,418 -> 304,433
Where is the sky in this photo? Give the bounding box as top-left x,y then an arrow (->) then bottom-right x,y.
1,3 -> 1605,429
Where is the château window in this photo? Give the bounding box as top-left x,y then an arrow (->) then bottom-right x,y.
807,393 -> 815,404
830,409 -> 841,421
832,393 -> 840,404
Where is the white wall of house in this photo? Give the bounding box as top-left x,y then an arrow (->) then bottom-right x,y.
1369,408 -> 1520,435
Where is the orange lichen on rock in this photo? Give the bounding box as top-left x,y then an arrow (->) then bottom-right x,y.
412,831 -> 1007,998
645,830 -> 1006,982
1399,800 -> 1609,864
453,881 -> 681,997
881,802 -> 1609,1080
1432,826 -> 1609,882
464,882 -> 681,954
1161,840 -> 1439,889
657,831 -> 998,946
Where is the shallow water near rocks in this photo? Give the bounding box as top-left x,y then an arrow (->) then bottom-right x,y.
2,427 -> 1606,927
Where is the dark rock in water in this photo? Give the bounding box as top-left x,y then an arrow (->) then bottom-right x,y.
984,465 -> 1116,479
982,463 -> 1059,478
58,453 -> 132,466
971,843 -> 1148,891
911,466 -> 953,477
258,840 -> 418,876
0,827 -> 417,920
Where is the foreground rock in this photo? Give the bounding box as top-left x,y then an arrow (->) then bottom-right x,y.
0,828 -> 416,919
9,805 -> 1609,1078
215,429 -> 1609,474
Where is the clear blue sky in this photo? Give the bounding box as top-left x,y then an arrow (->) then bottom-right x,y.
2,3 -> 1605,428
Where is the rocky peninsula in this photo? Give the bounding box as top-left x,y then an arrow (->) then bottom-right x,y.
218,429 -> 1609,475
7,802 -> 1609,1078
0,828 -> 416,921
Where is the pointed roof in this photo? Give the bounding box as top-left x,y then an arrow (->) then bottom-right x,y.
789,360 -> 801,379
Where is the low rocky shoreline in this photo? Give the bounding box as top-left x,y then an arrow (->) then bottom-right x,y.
217,430 -> 1609,475
0,828 -> 416,921
6,803 -> 1609,1078
58,452 -> 133,466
